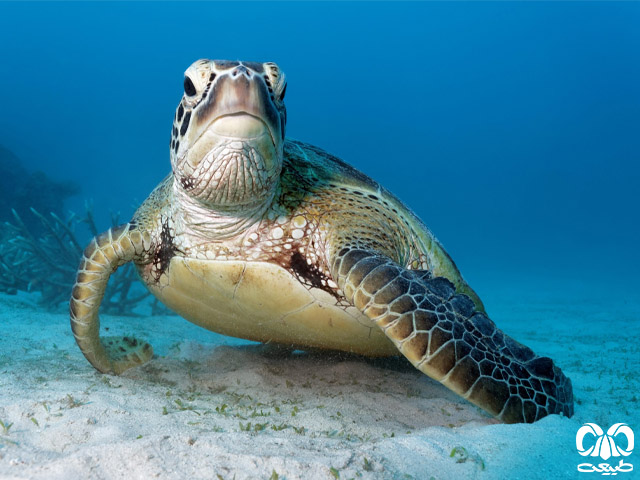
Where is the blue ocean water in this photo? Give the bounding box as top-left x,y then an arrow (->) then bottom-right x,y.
1,2 -> 638,286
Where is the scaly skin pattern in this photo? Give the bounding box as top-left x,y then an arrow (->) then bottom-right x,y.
70,59 -> 573,424
134,140 -> 479,304
70,224 -> 154,374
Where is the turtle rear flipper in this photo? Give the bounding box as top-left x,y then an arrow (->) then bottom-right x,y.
101,336 -> 153,374
332,248 -> 574,424
70,224 -> 153,375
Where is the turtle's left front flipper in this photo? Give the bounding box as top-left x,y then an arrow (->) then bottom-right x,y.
70,223 -> 154,375
331,248 -> 573,423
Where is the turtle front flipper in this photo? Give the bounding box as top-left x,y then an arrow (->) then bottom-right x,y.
70,223 -> 153,375
331,248 -> 574,423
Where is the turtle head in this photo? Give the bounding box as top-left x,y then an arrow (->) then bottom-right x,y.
170,59 -> 287,212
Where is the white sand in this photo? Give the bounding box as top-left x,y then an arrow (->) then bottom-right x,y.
0,273 -> 638,479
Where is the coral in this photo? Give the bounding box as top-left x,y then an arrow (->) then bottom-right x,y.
0,205 -> 158,314
0,145 -> 159,314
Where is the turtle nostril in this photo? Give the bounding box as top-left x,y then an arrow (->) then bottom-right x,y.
232,65 -> 251,78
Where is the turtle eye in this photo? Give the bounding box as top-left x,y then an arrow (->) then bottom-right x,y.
279,83 -> 287,101
184,76 -> 197,96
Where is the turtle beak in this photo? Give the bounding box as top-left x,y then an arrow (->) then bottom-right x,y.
197,65 -> 282,150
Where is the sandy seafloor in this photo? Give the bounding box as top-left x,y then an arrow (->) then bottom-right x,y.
0,272 -> 638,480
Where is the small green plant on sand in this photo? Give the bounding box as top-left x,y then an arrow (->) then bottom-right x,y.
450,446 -> 468,462
65,394 -> 87,409
174,398 -> 200,415
0,419 -> 13,435
449,446 -> 485,470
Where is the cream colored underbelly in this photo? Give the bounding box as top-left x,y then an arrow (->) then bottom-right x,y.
144,258 -> 397,357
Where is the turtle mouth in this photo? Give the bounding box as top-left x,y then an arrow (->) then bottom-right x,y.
182,112 -> 277,165
209,112 -> 276,146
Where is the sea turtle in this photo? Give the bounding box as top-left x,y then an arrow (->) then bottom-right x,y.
70,59 -> 573,423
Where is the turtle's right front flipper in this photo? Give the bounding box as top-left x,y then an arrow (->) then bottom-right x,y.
332,248 -> 574,423
70,223 -> 153,375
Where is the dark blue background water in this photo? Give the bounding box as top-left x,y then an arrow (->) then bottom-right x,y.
1,1 -> 638,288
